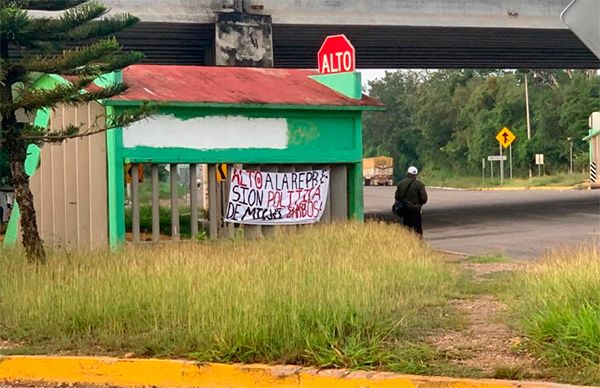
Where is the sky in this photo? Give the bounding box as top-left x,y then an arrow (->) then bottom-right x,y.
359,69 -> 390,89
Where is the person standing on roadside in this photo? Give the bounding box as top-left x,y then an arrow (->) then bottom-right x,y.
394,166 -> 428,236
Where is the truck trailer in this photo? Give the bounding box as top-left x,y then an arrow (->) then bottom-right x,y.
363,156 -> 394,186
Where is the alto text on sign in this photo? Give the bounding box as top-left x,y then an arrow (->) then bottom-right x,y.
496,127 -> 516,148
318,34 -> 356,74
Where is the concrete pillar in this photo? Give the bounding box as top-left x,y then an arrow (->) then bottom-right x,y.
208,164 -> 218,240
214,11 -> 273,67
330,165 -> 348,221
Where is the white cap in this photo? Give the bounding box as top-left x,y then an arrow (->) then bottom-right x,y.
407,166 -> 418,175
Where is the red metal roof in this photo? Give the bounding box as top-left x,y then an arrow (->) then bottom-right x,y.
112,65 -> 381,108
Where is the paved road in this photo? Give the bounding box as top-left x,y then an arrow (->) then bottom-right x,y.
365,187 -> 600,259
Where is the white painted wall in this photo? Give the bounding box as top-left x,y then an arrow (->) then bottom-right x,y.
123,115 -> 289,150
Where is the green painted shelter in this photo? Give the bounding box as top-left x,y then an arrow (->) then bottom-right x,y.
6,65 -> 381,248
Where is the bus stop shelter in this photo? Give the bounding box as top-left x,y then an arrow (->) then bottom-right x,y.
5,65 -> 381,248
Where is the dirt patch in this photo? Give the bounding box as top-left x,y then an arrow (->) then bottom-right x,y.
430,296 -> 537,374
0,340 -> 20,351
461,262 -> 525,278
429,261 -> 539,376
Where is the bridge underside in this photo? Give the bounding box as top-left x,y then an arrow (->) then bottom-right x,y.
114,22 -> 599,69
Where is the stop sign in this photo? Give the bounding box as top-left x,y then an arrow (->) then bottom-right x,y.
318,34 -> 356,74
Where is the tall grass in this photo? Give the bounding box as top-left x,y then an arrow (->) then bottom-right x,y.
0,223 -> 462,371
506,246 -> 600,381
421,170 -> 587,189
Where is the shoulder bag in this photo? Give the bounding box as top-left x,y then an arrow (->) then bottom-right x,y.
392,179 -> 415,217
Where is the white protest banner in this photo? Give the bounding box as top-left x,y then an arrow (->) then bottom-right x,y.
225,168 -> 330,225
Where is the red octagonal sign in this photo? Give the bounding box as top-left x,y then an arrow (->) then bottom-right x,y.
318,34 -> 356,74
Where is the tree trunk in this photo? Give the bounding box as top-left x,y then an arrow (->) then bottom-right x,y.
7,137 -> 46,263
1,34 -> 46,263
3,117 -> 47,264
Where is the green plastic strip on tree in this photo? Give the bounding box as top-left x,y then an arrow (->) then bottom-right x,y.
3,144 -> 42,246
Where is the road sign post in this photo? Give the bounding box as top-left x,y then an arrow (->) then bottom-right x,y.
535,153 -> 545,177
216,163 -> 228,183
499,144 -> 504,185
487,155 -> 507,181
496,127 -> 516,185
482,158 -> 485,185
509,144 -> 513,179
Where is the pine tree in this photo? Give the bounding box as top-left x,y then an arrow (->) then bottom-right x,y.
1,1 -> 147,263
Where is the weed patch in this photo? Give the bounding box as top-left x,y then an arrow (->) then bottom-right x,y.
0,223 -> 463,373
421,171 -> 586,189
503,246 -> 600,385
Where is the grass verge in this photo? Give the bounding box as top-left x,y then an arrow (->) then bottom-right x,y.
462,254 -> 513,264
420,171 -> 587,189
0,222 -> 465,374
503,246 -> 600,385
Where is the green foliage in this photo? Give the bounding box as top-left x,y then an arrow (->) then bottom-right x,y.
0,223 -> 464,373
1,1 -> 145,144
1,0 -> 146,262
504,247 -> 600,385
463,254 -> 513,264
421,167 -> 587,189
0,147 -> 10,185
364,70 -> 600,179
124,205 -> 207,239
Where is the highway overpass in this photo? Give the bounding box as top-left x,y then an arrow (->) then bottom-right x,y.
35,0 -> 600,68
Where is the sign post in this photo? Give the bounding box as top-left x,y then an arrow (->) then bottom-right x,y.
496,127 -> 516,185
509,144 -> 513,179
216,163 -> 228,183
535,154 -> 545,177
482,158 -> 485,185
499,144 -> 504,185
318,34 -> 356,74
487,155 -> 507,180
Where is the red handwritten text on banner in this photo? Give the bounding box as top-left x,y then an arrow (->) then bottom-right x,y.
225,168 -> 330,225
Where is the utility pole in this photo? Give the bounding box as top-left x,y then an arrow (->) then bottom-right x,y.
525,73 -> 532,179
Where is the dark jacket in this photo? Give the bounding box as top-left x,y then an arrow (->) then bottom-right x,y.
395,177 -> 428,211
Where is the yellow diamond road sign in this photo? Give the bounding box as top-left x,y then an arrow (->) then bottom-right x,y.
496,127 -> 516,149
216,163 -> 228,183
